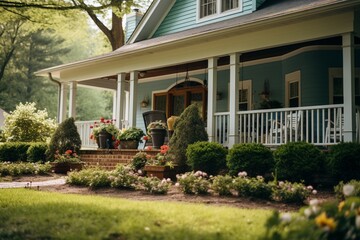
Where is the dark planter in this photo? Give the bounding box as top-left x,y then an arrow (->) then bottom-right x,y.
144,165 -> 177,181
150,128 -> 167,149
118,140 -> 139,149
98,130 -> 113,149
51,162 -> 83,174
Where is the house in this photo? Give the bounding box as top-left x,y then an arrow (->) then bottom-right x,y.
36,0 -> 360,149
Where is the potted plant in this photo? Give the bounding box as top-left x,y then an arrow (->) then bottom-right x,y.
117,127 -> 145,149
144,145 -> 177,180
147,120 -> 167,149
90,117 -> 119,149
51,150 -> 83,174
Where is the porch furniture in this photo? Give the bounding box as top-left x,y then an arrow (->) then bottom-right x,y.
269,111 -> 303,144
142,110 -> 168,148
324,110 -> 344,143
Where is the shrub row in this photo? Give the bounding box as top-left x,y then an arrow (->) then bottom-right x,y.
185,141 -> 360,185
0,162 -> 52,176
0,142 -> 48,163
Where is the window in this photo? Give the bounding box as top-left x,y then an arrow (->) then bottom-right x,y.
200,0 -> 217,18
222,0 -> 238,12
199,0 -> 241,19
236,80 -> 252,111
285,71 -> 301,108
329,68 -> 360,105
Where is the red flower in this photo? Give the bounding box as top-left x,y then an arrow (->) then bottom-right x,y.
90,125 -> 93,129
106,120 -> 111,123
146,146 -> 153,151
90,134 -> 94,140
100,117 -> 105,123
160,145 -> 169,154
65,150 -> 73,155
112,135 -> 116,141
143,136 -> 149,141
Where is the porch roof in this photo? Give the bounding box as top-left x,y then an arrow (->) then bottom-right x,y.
35,0 -> 359,83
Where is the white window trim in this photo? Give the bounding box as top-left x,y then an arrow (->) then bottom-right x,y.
196,0 -> 242,23
285,70 -> 301,108
329,68 -> 360,104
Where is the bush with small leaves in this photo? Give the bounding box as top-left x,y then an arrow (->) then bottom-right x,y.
334,180 -> 360,200
109,165 -> 139,189
227,143 -> 274,177
0,162 -> 52,176
186,141 -> 227,175
176,171 -> 210,195
327,142 -> 360,182
273,142 -> 325,184
233,173 -> 273,200
210,175 -> 233,196
131,151 -> 148,170
169,104 -> 208,168
0,142 -> 31,162
27,143 -> 48,163
136,176 -> 172,194
66,167 -> 111,189
271,181 -> 316,204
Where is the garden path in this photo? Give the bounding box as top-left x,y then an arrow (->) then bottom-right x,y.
0,178 -> 66,189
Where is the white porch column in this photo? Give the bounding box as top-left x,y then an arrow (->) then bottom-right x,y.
68,81 -> 77,119
129,71 -> 138,127
207,57 -> 218,142
228,53 -> 240,147
342,33 -> 356,142
115,73 -> 126,128
59,82 -> 68,123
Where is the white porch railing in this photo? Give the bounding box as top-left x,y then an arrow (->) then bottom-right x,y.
75,120 -> 97,149
213,104 -> 358,147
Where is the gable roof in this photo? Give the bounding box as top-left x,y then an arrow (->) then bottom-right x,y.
35,0 -> 359,79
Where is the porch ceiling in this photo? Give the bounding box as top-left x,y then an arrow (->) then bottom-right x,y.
36,0 -> 358,84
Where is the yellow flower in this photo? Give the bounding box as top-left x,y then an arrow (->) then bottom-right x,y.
338,201 -> 345,212
315,212 -> 336,231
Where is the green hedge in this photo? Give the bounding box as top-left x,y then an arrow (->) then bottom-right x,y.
0,142 -> 48,162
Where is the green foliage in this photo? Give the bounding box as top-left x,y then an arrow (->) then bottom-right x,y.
131,151 -> 148,170
26,142 -> 48,163
211,175 -> 233,196
169,104 -> 208,167
66,167 -> 111,189
272,181 -> 315,204
176,171 -> 210,195
261,197 -> 360,240
186,141 -> 227,175
53,150 -> 81,164
118,127 -> 144,141
110,165 -> 139,189
273,142 -> 324,184
46,117 -> 81,161
233,175 -> 273,200
2,102 -> 57,142
136,176 -> 172,194
226,143 -> 274,177
327,142 -> 360,182
0,142 -> 32,162
0,162 -> 52,176
334,180 -> 360,199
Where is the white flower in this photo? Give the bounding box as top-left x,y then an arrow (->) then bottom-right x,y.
356,216 -> 360,229
238,171 -> 247,177
278,181 -> 284,187
304,208 -> 312,218
307,185 -> 313,190
175,182 -> 180,187
144,227 -> 150,231
309,199 -> 319,206
166,178 -> 171,182
256,176 -> 264,181
138,170 -> 142,174
343,184 -> 355,197
312,190 -> 317,195
280,213 -> 292,223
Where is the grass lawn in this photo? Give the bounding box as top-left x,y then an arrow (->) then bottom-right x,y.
0,189 -> 272,240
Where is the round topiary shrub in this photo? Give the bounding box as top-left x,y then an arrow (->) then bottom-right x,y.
273,142 -> 324,184
327,142 -> 360,182
226,143 -> 274,177
186,141 -> 227,175
46,117 -> 81,161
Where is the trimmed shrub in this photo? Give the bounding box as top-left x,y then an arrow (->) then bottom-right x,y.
46,117 -> 81,161
131,151 -> 148,170
233,175 -> 273,200
186,141 -> 227,175
0,142 -> 31,162
226,143 -> 274,177
169,104 -> 208,168
273,142 -> 324,184
327,142 -> 360,182
0,162 -> 52,176
66,167 -> 111,189
27,143 -> 48,163
176,171 -> 210,195
211,175 -> 233,196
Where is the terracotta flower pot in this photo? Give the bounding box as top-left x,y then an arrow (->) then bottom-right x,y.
144,165 -> 177,180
